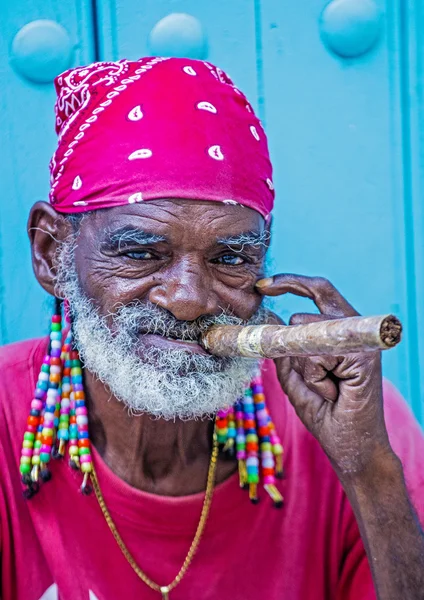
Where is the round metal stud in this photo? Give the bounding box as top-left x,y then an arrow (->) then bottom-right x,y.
320,0 -> 381,58
11,20 -> 73,84
148,13 -> 208,60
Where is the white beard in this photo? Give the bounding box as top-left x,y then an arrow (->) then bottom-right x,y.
55,239 -> 265,419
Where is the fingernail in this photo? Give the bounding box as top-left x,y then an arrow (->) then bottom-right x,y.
255,277 -> 274,289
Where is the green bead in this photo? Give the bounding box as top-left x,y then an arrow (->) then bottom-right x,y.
58,422 -> 68,429
72,359 -> 80,367
20,463 -> 31,474
40,452 -> 50,463
34,440 -> 41,449
236,442 -> 245,450
59,414 -> 69,423
24,432 -> 35,441
247,473 -> 259,484
79,447 -> 90,456
41,364 -> 50,373
244,388 -> 253,397
51,323 -> 61,332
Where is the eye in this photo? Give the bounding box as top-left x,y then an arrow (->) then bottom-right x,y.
125,250 -> 155,260
215,254 -> 246,266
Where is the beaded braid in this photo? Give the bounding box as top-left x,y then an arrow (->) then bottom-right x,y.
20,299 -> 93,497
21,304 -> 284,505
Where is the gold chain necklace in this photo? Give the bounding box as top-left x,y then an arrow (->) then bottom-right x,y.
90,427 -> 219,599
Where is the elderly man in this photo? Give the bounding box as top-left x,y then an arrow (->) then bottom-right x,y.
0,57 -> 423,600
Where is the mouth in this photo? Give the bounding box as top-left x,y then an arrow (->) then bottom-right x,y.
138,333 -> 209,355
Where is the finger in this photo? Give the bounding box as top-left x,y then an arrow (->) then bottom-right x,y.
255,274 -> 358,318
275,357 -> 327,421
288,313 -> 337,326
291,356 -> 339,402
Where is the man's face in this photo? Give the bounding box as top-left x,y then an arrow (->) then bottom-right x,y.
51,198 -> 270,418
73,198 -> 267,330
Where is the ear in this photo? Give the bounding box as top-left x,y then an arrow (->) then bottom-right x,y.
27,202 -> 72,296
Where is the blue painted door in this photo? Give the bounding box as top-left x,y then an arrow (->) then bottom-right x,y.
1,1 -> 423,422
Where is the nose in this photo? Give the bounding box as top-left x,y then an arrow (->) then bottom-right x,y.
148,260 -> 219,322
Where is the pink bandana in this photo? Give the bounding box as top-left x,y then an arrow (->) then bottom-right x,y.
49,57 -> 274,220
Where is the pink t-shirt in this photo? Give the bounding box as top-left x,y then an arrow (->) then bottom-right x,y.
0,338 -> 423,600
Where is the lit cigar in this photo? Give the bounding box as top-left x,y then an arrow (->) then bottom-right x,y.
201,315 -> 402,358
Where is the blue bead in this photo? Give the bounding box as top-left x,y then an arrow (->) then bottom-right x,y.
255,402 -> 265,411
37,381 -> 48,391
261,436 -> 270,443
73,375 -> 83,384
29,409 -> 39,417
246,466 -> 258,474
45,405 -> 55,413
75,400 -> 85,408
78,431 -> 89,439
58,430 -> 69,440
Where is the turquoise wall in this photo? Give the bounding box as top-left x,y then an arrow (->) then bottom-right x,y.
1,0 -> 423,422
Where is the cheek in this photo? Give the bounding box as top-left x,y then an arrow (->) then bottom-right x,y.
74,257 -> 152,315
216,284 -> 263,320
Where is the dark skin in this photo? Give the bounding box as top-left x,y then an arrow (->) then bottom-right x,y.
29,198 -> 424,599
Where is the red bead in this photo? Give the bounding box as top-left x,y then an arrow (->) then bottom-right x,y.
78,438 -> 90,448
70,351 -> 79,360
246,442 -> 258,452
52,315 -> 62,323
41,435 -> 53,445
50,357 -> 61,366
262,467 -> 274,476
259,426 -> 270,437
244,419 -> 256,429
27,416 -> 39,427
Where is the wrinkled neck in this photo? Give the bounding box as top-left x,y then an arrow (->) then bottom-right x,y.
84,368 -> 236,495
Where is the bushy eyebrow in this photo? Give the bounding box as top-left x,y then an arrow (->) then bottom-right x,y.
103,227 -> 166,250
217,230 -> 271,252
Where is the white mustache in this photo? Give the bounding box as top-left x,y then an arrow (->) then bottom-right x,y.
111,301 -> 247,343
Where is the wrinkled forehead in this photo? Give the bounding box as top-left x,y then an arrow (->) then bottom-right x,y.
77,198 -> 268,246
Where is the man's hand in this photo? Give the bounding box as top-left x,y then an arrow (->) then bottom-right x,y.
256,274 -> 394,479
257,274 -> 424,600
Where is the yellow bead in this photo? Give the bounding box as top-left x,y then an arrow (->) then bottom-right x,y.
20,456 -> 31,464
23,440 -> 33,449
32,456 -> 40,465
69,446 -> 79,456
81,462 -> 92,473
